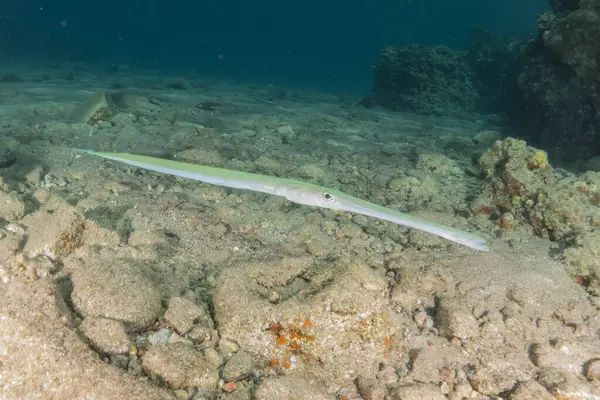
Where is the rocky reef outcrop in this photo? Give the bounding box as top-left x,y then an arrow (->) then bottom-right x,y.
517,0 -> 600,162
465,29 -> 525,116
360,45 -> 480,118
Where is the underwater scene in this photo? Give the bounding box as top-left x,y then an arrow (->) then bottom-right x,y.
1,0 -> 599,399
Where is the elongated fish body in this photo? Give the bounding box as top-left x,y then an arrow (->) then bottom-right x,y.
77,149 -> 489,252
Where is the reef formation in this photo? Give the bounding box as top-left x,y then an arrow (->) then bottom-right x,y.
363,0 -> 600,162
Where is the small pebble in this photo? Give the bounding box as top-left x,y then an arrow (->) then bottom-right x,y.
268,291 -> 280,304
163,296 -> 206,334
376,366 -> 398,384
413,309 -> 434,328
221,382 -> 237,393
110,354 -> 129,369
221,350 -> 253,382
219,338 -> 239,354
203,347 -> 222,367
4,224 -> 25,234
128,358 -> 143,375
56,176 -> 68,187
0,265 -> 10,283
276,125 -> 294,135
148,328 -> 173,345
33,189 -> 52,204
440,381 -> 450,394
187,325 -> 212,344
356,376 -> 386,400
206,274 -> 216,287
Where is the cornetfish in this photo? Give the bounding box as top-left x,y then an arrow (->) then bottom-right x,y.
77,149 -> 489,252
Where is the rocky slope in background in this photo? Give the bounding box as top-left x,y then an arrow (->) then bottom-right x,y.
518,0 -> 600,162
363,0 -> 600,163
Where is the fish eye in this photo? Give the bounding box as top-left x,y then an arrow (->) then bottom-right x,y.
323,193 -> 335,201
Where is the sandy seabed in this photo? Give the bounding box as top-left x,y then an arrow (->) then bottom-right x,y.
0,63 -> 599,400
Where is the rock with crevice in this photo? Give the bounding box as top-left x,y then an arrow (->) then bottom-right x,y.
221,351 -> 254,382
65,247 -> 163,330
213,256 -> 399,392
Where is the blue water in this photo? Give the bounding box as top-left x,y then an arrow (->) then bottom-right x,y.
1,1 -> 549,92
